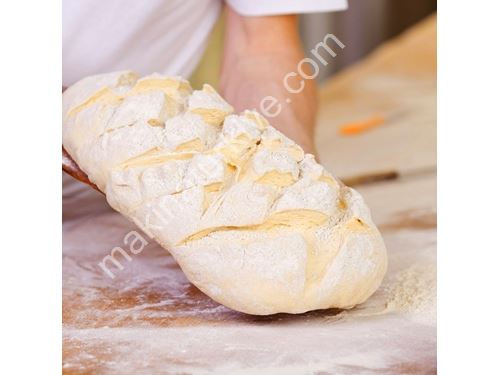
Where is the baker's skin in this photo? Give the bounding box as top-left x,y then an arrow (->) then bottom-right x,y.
220,8 -> 317,154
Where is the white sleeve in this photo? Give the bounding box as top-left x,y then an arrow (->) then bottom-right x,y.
226,0 -> 347,16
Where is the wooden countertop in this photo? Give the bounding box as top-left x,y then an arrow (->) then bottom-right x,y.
63,15 -> 436,374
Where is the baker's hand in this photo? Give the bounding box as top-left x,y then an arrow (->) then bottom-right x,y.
219,7 -> 317,155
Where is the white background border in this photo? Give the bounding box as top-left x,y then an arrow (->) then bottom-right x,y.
438,0 -> 500,373
0,1 -> 61,373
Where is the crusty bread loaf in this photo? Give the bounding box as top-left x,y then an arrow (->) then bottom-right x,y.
62,71 -> 387,315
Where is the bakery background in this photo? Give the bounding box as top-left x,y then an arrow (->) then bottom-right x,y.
63,1 -> 437,373
191,0 -> 437,86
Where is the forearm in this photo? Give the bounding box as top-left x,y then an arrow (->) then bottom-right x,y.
220,6 -> 317,153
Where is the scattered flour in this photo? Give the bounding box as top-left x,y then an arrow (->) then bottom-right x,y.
384,263 -> 436,324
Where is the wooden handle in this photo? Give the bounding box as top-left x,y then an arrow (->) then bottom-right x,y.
62,146 -> 102,193
62,87 -> 102,193
341,170 -> 399,186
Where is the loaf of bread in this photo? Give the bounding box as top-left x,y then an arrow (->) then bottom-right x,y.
62,71 -> 387,315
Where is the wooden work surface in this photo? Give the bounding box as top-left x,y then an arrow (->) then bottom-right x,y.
63,15 -> 436,374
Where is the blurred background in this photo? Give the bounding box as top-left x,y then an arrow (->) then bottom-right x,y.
190,0 -> 437,88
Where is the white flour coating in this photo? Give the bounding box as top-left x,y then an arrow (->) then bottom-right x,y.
62,71 -> 387,315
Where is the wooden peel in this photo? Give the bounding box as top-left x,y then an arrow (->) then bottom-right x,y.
62,146 -> 102,193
